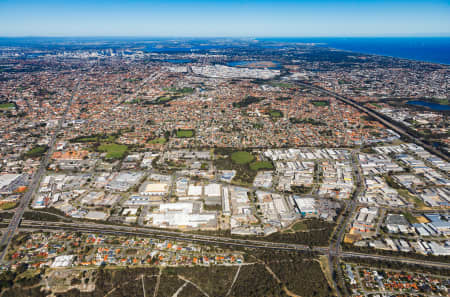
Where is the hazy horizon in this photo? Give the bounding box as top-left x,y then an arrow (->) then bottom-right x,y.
1,35 -> 450,38
1,0 -> 449,37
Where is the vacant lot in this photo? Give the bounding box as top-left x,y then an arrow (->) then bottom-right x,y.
250,161 -> 274,171
291,221 -> 308,231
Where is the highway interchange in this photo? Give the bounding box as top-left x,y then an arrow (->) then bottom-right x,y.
0,80 -> 448,296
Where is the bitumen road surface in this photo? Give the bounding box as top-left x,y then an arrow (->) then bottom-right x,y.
0,88 -> 77,261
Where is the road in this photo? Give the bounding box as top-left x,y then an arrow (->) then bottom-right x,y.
288,79 -> 450,293
18,220 -> 317,252
0,72 -> 154,258
340,251 -> 450,269
295,81 -> 449,162
0,87 -> 77,262
16,221 -> 450,270
325,150 -> 364,296
0,76 -> 448,293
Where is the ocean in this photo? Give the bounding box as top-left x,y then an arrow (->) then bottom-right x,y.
259,37 -> 450,65
1,37 -> 449,65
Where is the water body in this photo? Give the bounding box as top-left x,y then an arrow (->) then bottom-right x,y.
259,37 -> 450,65
407,100 -> 450,111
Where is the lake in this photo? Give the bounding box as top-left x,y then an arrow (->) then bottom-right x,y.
407,100 -> 450,111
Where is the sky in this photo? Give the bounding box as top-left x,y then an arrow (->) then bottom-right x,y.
0,0 -> 449,37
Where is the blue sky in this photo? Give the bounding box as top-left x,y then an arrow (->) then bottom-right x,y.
0,0 -> 449,37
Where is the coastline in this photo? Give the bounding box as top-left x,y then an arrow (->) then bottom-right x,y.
259,37 -> 450,66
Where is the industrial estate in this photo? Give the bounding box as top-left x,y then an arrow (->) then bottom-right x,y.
0,38 -> 448,297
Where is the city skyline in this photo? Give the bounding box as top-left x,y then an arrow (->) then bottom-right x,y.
0,1 -> 449,296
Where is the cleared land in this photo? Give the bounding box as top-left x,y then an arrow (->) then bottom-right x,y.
250,161 -> 274,171
291,221 -> 308,231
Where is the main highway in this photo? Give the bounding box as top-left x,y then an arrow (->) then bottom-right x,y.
295,81 -> 449,162
0,87 -> 77,261
0,77 -> 448,296
17,220 -> 316,252
14,220 -> 450,270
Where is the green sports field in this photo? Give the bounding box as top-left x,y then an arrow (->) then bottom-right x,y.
231,151 -> 254,165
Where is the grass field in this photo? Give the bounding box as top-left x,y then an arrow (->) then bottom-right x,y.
214,149 -> 257,185
250,161 -> 273,171
24,145 -> 48,158
291,185 -> 313,194
97,143 -> 128,159
0,202 -> 18,210
167,87 -> 194,94
0,103 -> 15,109
270,82 -> 296,88
70,134 -> 117,143
156,96 -> 172,103
231,151 -> 254,164
311,100 -> 330,107
176,129 -> 194,138
291,221 -> 308,231
397,188 -> 428,209
268,109 -> 283,119
148,137 -> 167,144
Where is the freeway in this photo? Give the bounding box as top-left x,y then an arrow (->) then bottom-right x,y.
18,220 -> 319,253
295,81 -> 450,162
286,79 -> 450,291
16,222 -> 450,270
0,76 -> 447,292
0,87 -> 77,262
